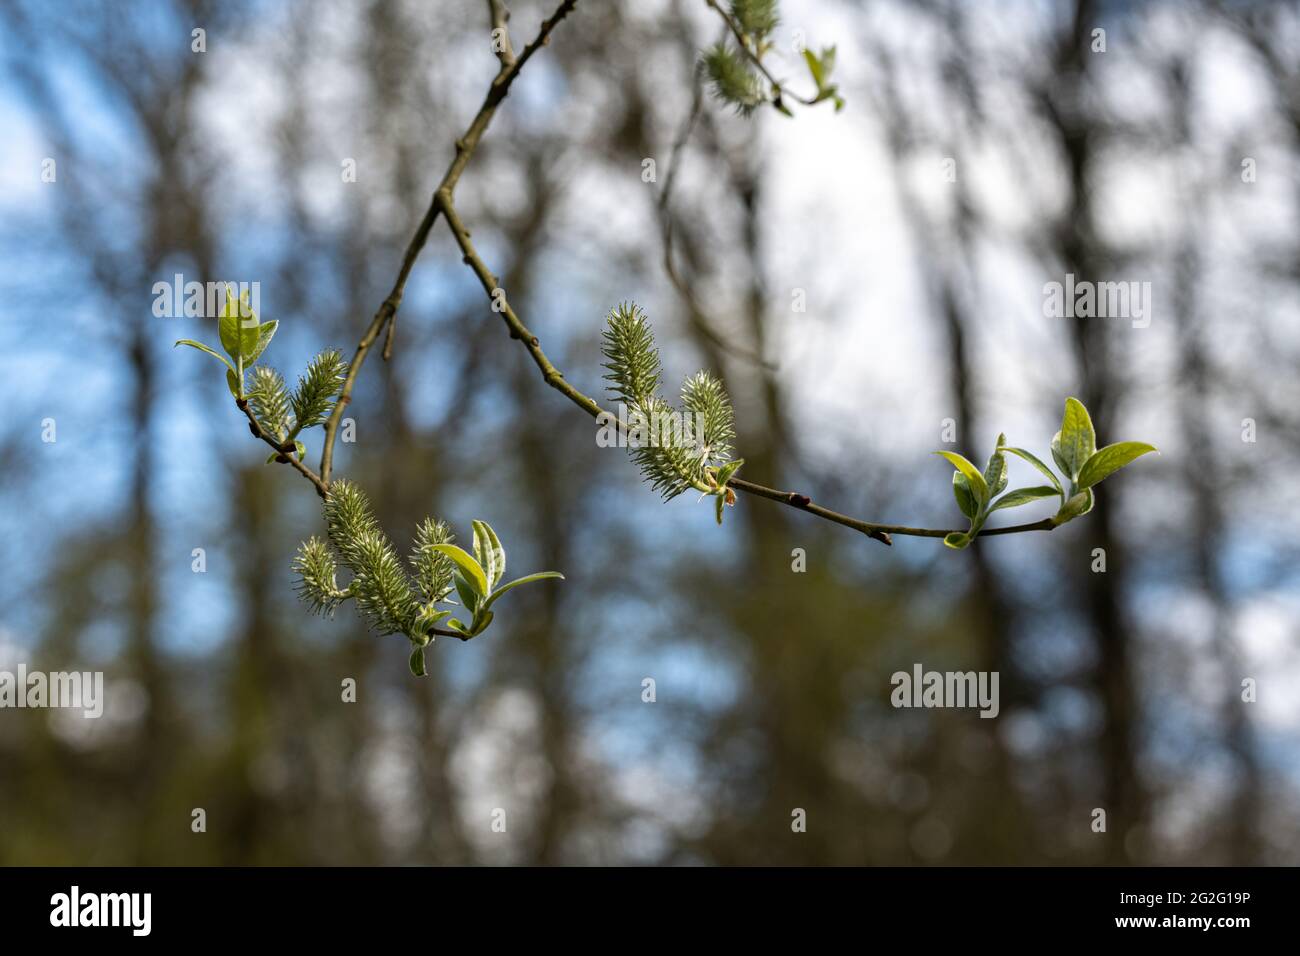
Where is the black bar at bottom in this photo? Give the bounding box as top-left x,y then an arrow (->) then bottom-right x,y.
0,866 -> 1285,942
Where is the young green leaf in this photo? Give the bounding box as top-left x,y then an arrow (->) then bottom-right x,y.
988,486 -> 1059,513
715,458 -> 745,487
935,451 -> 989,507
218,285 -> 260,364
408,645 -> 427,677
444,618 -> 474,638
430,544 -> 488,600
997,446 -> 1064,501
803,46 -> 837,96
1053,488 -> 1095,525
245,319 -> 278,366
1056,397 -> 1096,478
481,572 -> 565,613
1076,442 -> 1158,490
1050,434 -> 1072,480
983,436 -> 1009,498
471,520 -> 506,590
803,48 -> 825,89
819,46 -> 836,81
453,570 -> 480,614
174,339 -> 235,372
943,532 -> 971,550
952,472 -> 978,521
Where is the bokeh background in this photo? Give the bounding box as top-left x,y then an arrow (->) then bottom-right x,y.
1,0 -> 1297,865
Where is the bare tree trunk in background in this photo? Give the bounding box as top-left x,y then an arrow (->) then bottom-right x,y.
1163,58 -> 1262,865
123,17 -> 216,862
1041,0 -> 1146,862
867,24 -> 1038,859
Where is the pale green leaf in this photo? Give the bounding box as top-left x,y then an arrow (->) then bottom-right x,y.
429,544 -> 488,598
983,435 -> 1008,498
218,284 -> 258,360
1050,433 -> 1072,479
1057,397 -> 1096,478
471,520 -> 505,590
998,445 -> 1063,500
453,571 -> 480,614
943,532 -> 971,550
803,48 -> 824,89
1077,442 -> 1158,490
953,472 -> 978,521
935,451 -> 989,507
416,607 -> 452,633
482,572 -> 565,612
1053,488 -> 1095,525
715,458 -> 745,486
244,319 -> 277,366
988,486 -> 1060,513
175,339 -> 235,372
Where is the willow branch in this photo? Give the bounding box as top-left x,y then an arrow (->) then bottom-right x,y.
438,195 -> 1055,548
319,0 -> 581,486
237,400 -> 330,498
703,0 -> 818,107
486,0 -> 517,67
324,0 -> 1054,549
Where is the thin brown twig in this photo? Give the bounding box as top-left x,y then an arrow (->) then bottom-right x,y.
319,0 -> 581,486
486,0 -> 517,67
439,191 -> 1055,548
237,400 -> 330,498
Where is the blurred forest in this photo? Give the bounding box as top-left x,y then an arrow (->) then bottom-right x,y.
0,0 -> 1297,865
